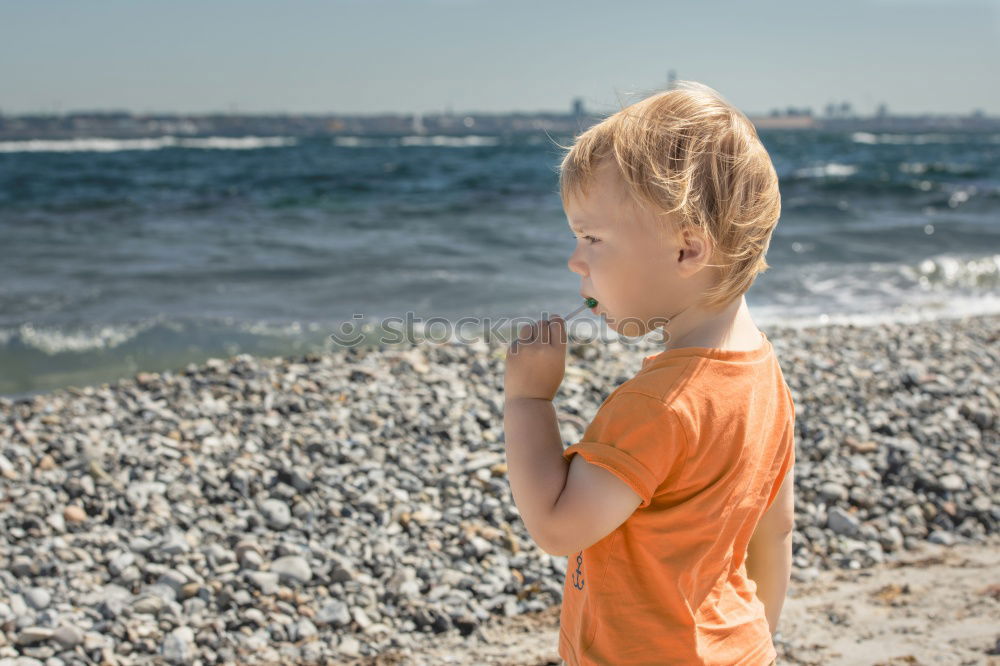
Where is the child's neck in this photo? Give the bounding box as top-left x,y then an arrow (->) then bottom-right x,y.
663,296 -> 761,353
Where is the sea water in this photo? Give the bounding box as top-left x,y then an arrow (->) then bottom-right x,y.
1,130 -> 997,397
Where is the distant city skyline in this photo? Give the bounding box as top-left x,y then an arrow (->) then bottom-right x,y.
1,0 -> 998,117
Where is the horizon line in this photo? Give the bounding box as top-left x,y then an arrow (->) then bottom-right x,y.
3,107 -> 997,120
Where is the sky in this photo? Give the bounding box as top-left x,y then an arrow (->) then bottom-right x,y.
1,0 -> 998,117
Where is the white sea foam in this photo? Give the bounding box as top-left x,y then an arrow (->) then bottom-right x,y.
239,320 -> 307,337
902,253 -> 1000,289
333,136 -> 369,147
333,135 -> 501,148
753,252 -> 1000,329
399,135 -> 500,147
0,136 -> 297,153
15,318 -> 162,354
851,132 -> 996,145
753,294 -> 1000,330
793,163 -> 858,178
177,136 -> 297,150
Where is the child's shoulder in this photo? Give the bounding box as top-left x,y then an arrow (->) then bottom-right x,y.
606,358 -> 696,408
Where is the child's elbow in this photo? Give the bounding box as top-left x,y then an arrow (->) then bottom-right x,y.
535,533 -> 572,558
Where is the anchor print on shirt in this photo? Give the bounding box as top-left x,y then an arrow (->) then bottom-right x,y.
571,551 -> 585,590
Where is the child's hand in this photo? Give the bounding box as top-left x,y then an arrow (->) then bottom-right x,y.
504,315 -> 567,402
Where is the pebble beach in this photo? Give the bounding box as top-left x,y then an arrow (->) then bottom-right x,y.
0,313 -> 997,665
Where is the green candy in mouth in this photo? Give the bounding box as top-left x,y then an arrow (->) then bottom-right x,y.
564,296 -> 599,322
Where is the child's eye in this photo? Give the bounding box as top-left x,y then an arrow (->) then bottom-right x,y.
575,234 -> 600,244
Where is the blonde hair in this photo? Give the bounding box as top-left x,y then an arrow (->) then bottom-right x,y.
558,80 -> 782,310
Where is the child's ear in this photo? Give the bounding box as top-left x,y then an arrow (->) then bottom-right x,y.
675,229 -> 714,276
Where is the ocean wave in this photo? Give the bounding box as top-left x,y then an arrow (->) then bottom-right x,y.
898,161 -> 980,176
10,317 -> 164,354
791,253 -> 1000,298
238,319 -> 323,337
851,132 -> 998,145
753,294 -> 1000,330
0,136 -> 298,153
399,135 -> 500,147
901,253 -> 1000,289
334,135 -> 500,148
792,163 -> 858,178
746,252 -> 1000,329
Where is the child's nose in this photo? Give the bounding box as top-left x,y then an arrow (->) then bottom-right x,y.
567,248 -> 587,276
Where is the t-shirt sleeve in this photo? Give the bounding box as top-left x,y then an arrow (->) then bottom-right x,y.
562,391 -> 688,509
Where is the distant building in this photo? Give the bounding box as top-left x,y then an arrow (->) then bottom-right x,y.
823,101 -> 855,119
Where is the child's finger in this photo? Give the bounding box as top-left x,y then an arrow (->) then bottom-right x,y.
549,316 -> 565,346
513,321 -> 535,348
544,316 -> 559,345
509,324 -> 524,353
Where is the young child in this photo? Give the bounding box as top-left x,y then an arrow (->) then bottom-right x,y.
503,81 -> 794,665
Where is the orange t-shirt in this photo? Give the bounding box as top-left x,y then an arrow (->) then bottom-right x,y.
559,330 -> 795,666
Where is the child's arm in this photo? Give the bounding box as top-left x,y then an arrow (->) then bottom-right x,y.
745,530 -> 792,637
744,466 -> 795,637
502,317 -> 573,553
503,396 -> 570,552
